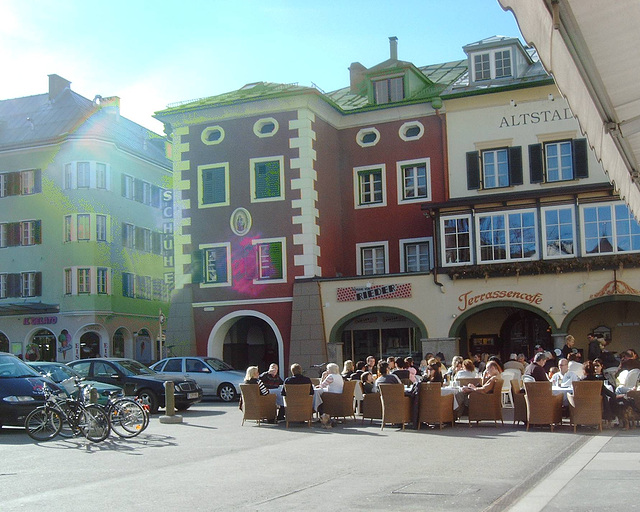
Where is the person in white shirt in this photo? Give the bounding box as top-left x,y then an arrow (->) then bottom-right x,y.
551,359 -> 580,388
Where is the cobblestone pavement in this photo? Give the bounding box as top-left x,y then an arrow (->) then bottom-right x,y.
1,401 -> 637,512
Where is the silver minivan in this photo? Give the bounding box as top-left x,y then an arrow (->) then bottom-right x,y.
151,357 -> 244,401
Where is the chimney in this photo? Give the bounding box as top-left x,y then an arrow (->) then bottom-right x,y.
389,36 -> 398,60
99,96 -> 121,119
349,62 -> 367,93
48,74 -> 71,101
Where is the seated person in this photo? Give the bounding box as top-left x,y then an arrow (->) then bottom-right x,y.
317,363 -> 344,393
341,360 -> 354,379
259,363 -> 284,389
391,357 -> 411,381
524,352 -> 549,381
350,360 -> 366,381
423,358 -> 444,384
360,371 -> 375,394
283,363 -> 313,394
244,366 -> 269,395
462,360 -> 501,396
373,361 -> 401,391
454,359 -> 478,381
551,359 -> 580,388
446,355 -> 464,381
405,357 -> 418,383
567,352 -> 584,378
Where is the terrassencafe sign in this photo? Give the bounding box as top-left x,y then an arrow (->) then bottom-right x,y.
458,290 -> 543,312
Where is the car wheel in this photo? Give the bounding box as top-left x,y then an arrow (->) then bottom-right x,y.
218,383 -> 237,402
137,389 -> 159,414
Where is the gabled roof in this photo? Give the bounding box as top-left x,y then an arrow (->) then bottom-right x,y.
0,87 -> 169,167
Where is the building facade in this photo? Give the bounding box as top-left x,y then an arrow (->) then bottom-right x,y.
157,37 -> 640,374
0,75 -> 172,363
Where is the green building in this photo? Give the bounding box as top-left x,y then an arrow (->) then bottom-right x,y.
0,75 -> 172,364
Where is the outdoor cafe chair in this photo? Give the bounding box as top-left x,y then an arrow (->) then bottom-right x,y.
568,380 -> 603,432
379,383 -> 412,430
283,383 -> 314,428
322,379 -> 357,421
361,392 -> 382,424
239,384 -> 277,426
468,378 -> 504,427
417,382 -> 454,429
523,381 -> 563,431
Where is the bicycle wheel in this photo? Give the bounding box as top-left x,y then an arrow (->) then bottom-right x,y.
57,400 -> 82,438
78,405 -> 110,442
25,407 -> 62,441
109,399 -> 147,438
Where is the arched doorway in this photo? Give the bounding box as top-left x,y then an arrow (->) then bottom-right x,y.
337,310 -> 425,363
0,332 -> 9,353
222,317 -> 279,372
113,328 -> 126,358
500,310 -> 552,360
27,329 -> 56,361
80,332 -> 100,359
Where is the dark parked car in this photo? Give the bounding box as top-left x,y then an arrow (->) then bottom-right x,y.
0,352 -> 63,428
150,357 -> 244,401
28,361 -> 124,406
67,358 -> 202,414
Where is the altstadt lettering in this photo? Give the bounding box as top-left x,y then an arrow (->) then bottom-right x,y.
499,108 -> 573,128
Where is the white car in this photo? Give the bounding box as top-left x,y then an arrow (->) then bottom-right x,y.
151,357 -> 244,401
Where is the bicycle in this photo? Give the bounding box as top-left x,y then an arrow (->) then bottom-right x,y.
100,391 -> 149,438
25,382 -> 110,442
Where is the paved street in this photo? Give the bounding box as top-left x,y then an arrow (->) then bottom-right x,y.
1,401 -> 638,512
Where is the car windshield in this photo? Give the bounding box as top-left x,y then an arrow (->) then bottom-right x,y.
0,354 -> 42,378
204,358 -> 235,371
31,364 -> 78,383
114,359 -> 157,376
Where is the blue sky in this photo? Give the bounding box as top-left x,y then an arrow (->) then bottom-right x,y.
0,0 -> 523,133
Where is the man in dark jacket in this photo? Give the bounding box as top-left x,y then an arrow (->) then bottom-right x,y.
524,352 -> 549,381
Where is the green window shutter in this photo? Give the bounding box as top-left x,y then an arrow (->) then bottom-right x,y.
529,144 -> 544,183
34,220 -> 42,244
215,247 -> 228,282
134,179 -> 144,202
267,242 -> 283,279
8,222 -> 20,246
34,272 -> 42,296
33,169 -> 42,193
122,272 -> 130,297
8,172 -> 20,196
466,151 -> 480,190
573,138 -> 589,178
202,167 -> 226,204
255,161 -> 280,199
192,249 -> 203,284
121,174 -> 127,197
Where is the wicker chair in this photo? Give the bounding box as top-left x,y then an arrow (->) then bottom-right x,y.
322,379 -> 357,421
379,383 -> 412,430
468,378 -> 504,427
417,382 -> 455,429
568,380 -> 603,432
361,392 -> 382,424
511,379 -> 527,426
283,384 -> 314,428
239,384 -> 277,426
523,381 -> 563,431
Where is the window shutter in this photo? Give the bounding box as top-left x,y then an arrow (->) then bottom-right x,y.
573,138 -> 589,178
267,242 -> 283,279
255,161 -> 280,198
152,232 -> 162,255
151,185 -> 160,207
201,169 -> 213,204
191,249 -> 203,284
33,169 -> 42,193
212,168 -> 226,203
508,146 -> 523,185
34,220 -> 42,244
134,179 -> 144,202
466,151 -> 481,190
122,272 -> 130,297
121,223 -> 127,246
8,172 -> 20,196
34,272 -> 42,296
215,247 -> 228,283
8,222 -> 20,246
529,144 -> 544,183
121,174 -> 127,197
8,273 -> 20,297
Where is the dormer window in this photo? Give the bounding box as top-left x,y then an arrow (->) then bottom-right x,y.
472,48 -> 512,82
374,76 -> 404,104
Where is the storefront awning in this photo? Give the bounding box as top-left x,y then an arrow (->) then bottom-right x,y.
498,0 -> 640,217
0,303 -> 60,316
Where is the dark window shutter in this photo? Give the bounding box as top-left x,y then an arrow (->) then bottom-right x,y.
121,223 -> 127,245
466,151 -> 481,190
152,232 -> 161,255
215,247 -> 228,282
8,273 -> 20,297
33,169 -> 42,193
134,179 -> 144,202
201,169 -> 213,204
34,272 -> 42,296
508,146 -> 523,185
8,222 -> 20,246
34,220 -> 42,244
529,144 -> 544,183
191,249 -> 203,284
151,185 -> 161,207
135,227 -> 144,250
121,174 -> 127,197
122,272 -> 130,297
573,138 -> 589,178
255,161 -> 281,198
203,167 -> 226,204
8,172 -> 20,196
